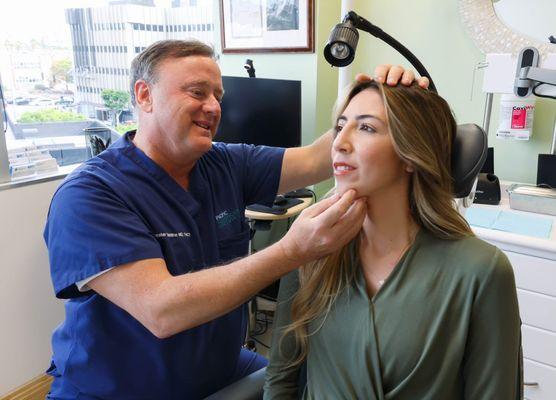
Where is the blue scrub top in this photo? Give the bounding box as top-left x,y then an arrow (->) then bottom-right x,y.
44,132 -> 285,399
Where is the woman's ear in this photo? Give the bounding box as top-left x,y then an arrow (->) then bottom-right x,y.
405,164 -> 414,173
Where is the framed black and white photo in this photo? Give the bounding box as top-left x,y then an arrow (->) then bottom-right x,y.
220,0 -> 314,53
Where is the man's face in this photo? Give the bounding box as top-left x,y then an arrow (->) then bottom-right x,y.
147,56 -> 223,158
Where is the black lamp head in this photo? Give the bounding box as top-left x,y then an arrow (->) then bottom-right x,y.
324,19 -> 359,67
325,10 -> 437,91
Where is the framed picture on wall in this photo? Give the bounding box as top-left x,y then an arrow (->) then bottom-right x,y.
219,0 -> 314,53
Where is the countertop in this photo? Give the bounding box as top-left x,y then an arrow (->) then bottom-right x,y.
469,183 -> 556,260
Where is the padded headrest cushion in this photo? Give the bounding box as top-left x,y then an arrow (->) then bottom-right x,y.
451,123 -> 488,198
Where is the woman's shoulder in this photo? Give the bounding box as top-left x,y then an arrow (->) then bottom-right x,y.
419,230 -> 512,281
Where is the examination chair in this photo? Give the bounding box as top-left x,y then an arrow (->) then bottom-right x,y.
204,124 -> 488,400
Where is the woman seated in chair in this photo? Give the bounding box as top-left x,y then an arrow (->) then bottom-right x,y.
264,81 -> 521,399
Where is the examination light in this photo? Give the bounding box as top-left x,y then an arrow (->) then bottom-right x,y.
324,11 -> 437,93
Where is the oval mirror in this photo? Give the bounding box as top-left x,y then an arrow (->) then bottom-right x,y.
493,0 -> 556,45
459,0 -> 555,56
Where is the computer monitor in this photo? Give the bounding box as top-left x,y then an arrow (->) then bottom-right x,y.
216,76 -> 302,148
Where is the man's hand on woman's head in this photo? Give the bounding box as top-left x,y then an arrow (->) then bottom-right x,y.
355,65 -> 430,89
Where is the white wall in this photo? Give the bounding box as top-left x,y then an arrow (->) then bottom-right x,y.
0,179 -> 65,395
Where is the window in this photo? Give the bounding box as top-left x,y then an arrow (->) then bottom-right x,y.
0,0 -> 216,180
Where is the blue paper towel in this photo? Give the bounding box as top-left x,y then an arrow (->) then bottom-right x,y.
466,207 -> 553,239
465,208 -> 501,229
493,211 -> 552,239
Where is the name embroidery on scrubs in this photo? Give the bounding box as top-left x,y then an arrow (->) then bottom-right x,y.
215,209 -> 241,229
153,232 -> 191,238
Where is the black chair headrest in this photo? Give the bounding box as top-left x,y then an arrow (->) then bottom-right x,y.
452,123 -> 488,198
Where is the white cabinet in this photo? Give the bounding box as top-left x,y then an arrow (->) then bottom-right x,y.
517,290 -> 556,333
488,250 -> 556,399
521,325 -> 556,368
473,217 -> 556,399
506,251 -> 556,297
469,183 -> 556,399
523,359 -> 556,400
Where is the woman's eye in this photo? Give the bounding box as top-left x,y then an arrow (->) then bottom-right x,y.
360,123 -> 376,133
333,124 -> 344,136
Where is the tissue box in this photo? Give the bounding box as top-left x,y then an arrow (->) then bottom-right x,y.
508,184 -> 556,216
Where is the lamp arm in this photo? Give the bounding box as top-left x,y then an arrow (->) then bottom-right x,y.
522,67 -> 556,87
347,12 -> 438,93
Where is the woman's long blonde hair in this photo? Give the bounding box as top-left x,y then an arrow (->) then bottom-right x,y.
281,81 -> 474,366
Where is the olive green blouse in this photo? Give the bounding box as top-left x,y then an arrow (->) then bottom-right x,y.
264,229 -> 522,400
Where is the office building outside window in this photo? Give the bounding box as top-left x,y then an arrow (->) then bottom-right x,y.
0,0 -> 215,182
67,0 -> 214,117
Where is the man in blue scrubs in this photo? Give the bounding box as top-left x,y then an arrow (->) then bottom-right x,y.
44,40 -> 425,399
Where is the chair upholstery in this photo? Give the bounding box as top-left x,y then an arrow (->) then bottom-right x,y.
452,123 -> 488,198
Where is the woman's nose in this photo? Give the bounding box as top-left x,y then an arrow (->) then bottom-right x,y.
333,127 -> 353,154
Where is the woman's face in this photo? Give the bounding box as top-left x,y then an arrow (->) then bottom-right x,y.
332,89 -> 408,198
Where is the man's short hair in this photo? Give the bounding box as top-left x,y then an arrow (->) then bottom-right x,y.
130,39 -> 216,106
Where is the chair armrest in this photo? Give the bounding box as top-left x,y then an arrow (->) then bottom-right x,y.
204,367 -> 266,400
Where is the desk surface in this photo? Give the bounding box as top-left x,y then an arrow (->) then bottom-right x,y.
245,197 -> 313,221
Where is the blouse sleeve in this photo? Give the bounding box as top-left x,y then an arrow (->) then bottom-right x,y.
264,270 -> 302,400
462,249 -> 522,399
